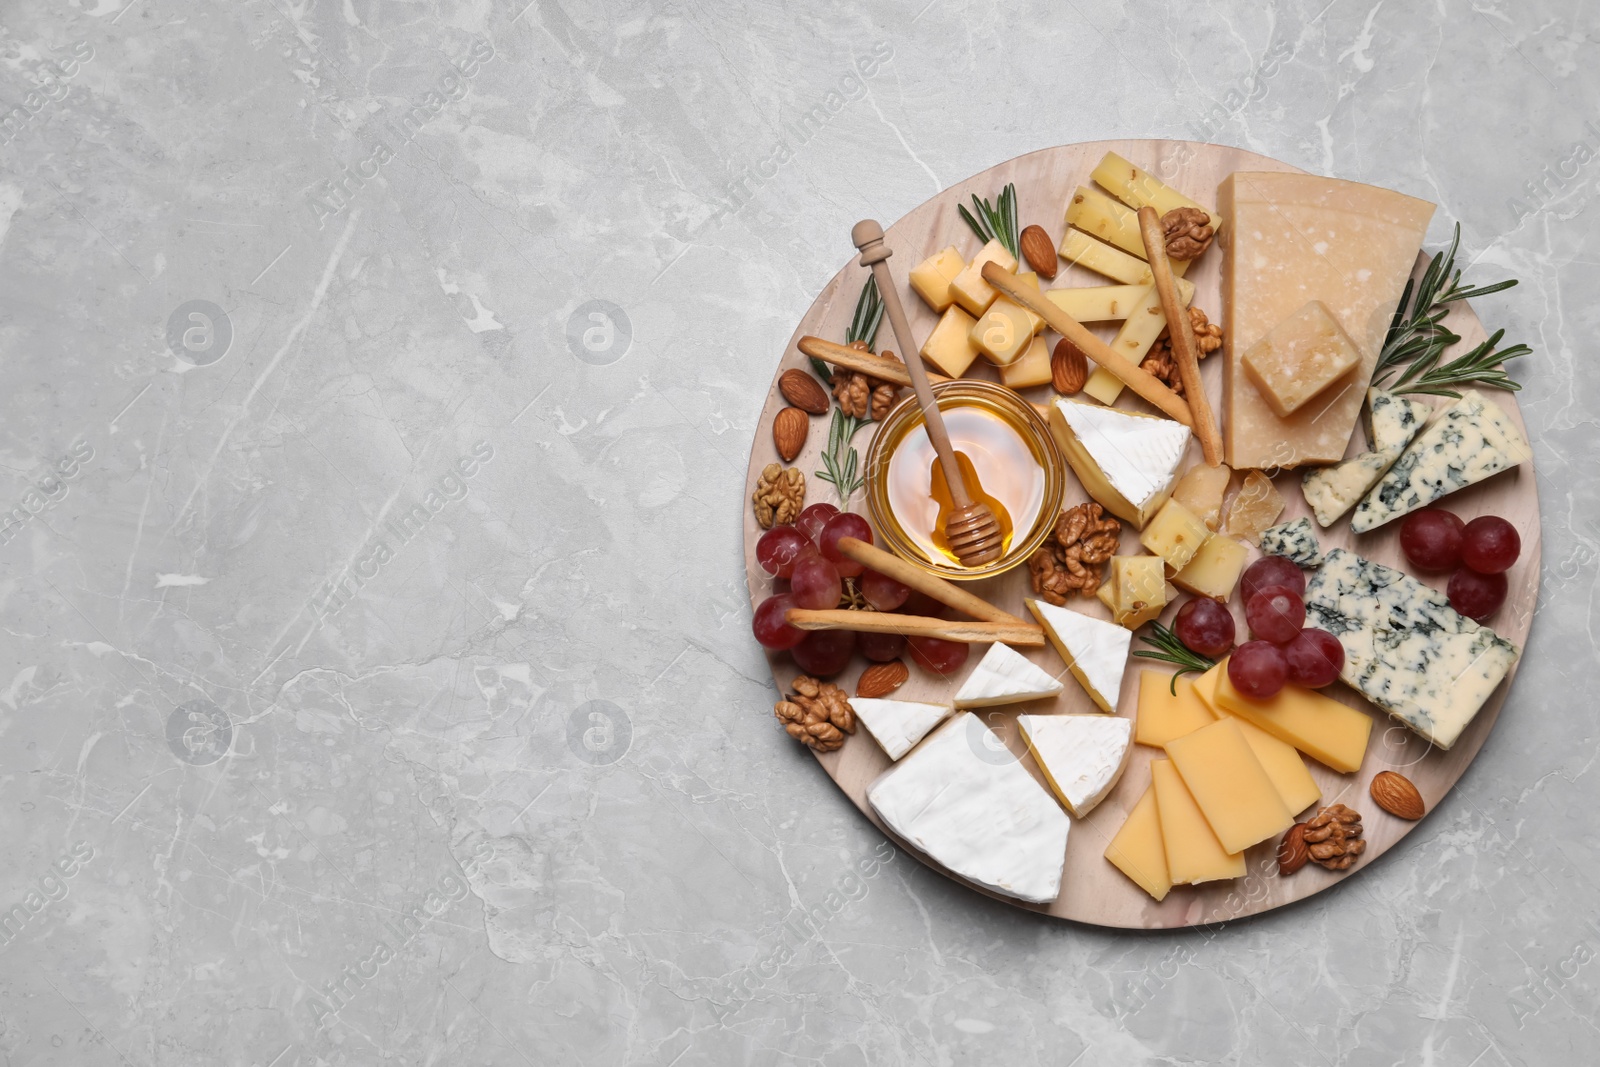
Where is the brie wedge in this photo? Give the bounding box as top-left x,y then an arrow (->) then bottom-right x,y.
851,699 -> 954,761
1026,598 -> 1132,713
867,714 -> 1069,903
1047,398 -> 1192,529
954,643 -> 1065,708
1017,713 -> 1134,816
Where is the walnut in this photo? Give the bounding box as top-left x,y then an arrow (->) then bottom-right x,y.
832,342 -> 902,421
1028,502 -> 1122,604
774,675 -> 856,752
1161,206 -> 1215,260
1303,803 -> 1366,871
753,462 -> 804,528
1028,547 -> 1076,607
1141,307 -> 1222,397
1188,305 -> 1223,355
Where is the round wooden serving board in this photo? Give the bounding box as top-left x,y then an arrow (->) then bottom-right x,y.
742,140 -> 1541,928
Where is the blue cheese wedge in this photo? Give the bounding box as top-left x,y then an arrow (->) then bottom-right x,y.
1301,389 -> 1431,528
1258,517 -> 1324,567
1351,390 -> 1532,533
1365,388 -> 1432,452
868,714 -> 1069,903
954,643 -> 1065,708
1304,548 -> 1520,750
851,699 -> 953,761
1017,714 -> 1134,817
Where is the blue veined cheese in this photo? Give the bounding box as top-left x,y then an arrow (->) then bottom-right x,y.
1304,548 -> 1520,749
1301,390 -> 1432,527
1258,517 -> 1324,567
1365,388 -> 1432,452
1351,390 -> 1531,533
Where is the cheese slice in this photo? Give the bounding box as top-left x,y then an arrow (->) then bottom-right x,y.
1350,390 -> 1532,533
1081,279 -> 1196,405
1091,151 -> 1224,235
851,698 -> 954,761
954,643 -> 1065,708
1212,668 -> 1374,773
1218,172 -> 1435,469
1105,782 -> 1171,901
1048,398 -> 1191,529
1191,658 -> 1226,714
1135,671 -> 1215,747
1044,284 -> 1150,322
1366,387 -> 1433,452
1301,389 -> 1433,528
1018,713 -> 1134,816
1151,759 -> 1245,884
998,334 -> 1053,390
1229,716 -> 1322,815
868,714 -> 1069,903
1171,533 -> 1247,600
1165,717 -> 1295,853
1026,598 -> 1132,713
1058,228 -> 1153,285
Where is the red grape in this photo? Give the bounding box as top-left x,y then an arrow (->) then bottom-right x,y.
1448,567 -> 1507,622
1284,627 -> 1344,688
756,526 -> 814,578
900,590 -> 944,617
790,554 -> 842,610
752,594 -> 805,650
819,513 -> 873,578
1461,516 -> 1520,574
1245,585 -> 1306,644
908,635 -> 969,675
859,568 -> 910,612
1399,509 -> 1465,572
790,629 -> 856,677
858,631 -> 907,662
1228,640 -> 1288,699
797,502 -> 839,543
1240,557 -> 1305,606
1174,597 -> 1235,658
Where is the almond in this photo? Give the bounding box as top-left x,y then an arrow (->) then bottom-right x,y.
1051,338 -> 1088,395
1277,822 -> 1309,876
779,369 -> 830,415
773,406 -> 808,462
856,659 -> 909,698
1370,770 -> 1425,820
1019,224 -> 1057,280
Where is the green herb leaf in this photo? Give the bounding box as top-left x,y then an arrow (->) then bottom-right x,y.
959,184 -> 1020,260
1131,622 -> 1217,694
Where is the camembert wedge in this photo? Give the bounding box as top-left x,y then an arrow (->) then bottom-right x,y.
1048,398 -> 1191,529
1026,598 -> 1132,713
954,643 -> 1064,708
1017,713 -> 1134,817
851,698 -> 954,761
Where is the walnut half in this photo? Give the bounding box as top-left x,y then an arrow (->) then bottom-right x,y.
753,463 -> 804,528
1028,502 -> 1122,604
1161,206 -> 1215,260
774,675 -> 856,752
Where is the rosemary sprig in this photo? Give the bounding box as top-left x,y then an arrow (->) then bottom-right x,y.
812,277 -> 883,507
1132,622 -> 1217,694
807,275 -> 884,383
1374,223 -> 1526,398
957,182 -> 1020,260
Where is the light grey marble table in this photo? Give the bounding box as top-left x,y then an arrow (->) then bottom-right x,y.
0,0 -> 1594,1063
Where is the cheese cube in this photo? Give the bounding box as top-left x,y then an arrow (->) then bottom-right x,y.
1112,555 -> 1166,616
1212,669 -> 1373,774
998,335 -> 1052,389
970,297 -> 1036,365
1171,534 -> 1247,600
1058,228 -> 1153,285
1164,717 -> 1295,854
1104,782 -> 1171,902
1172,462 -> 1232,530
919,305 -> 981,378
1140,498 -> 1211,574
1241,301 -> 1363,418
1223,470 -> 1285,544
1151,759 -> 1245,884
1081,367 -> 1124,406
1135,671 -> 1215,747
1044,284 -> 1151,322
909,246 -> 965,312
1229,716 -> 1321,815
949,238 -> 1017,316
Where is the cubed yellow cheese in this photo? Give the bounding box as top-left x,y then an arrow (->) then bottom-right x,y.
1151,759 -> 1245,884
1171,534 -> 1248,600
1223,470 -> 1285,544
1095,582 -> 1116,614
970,298 -> 1035,365
1058,228 -> 1153,285
1213,669 -> 1374,774
1012,271 -> 1045,333
1081,367 -> 1124,406
1164,717 -> 1295,854
1241,300 -> 1363,418
1135,671 -> 1215,747
1104,782 -> 1171,902
1230,716 -> 1322,816
919,305 -> 980,378
1043,284 -> 1150,322
998,335 -> 1053,389
949,238 -> 1017,316
908,246 -> 966,313
1172,463 -> 1232,530
1081,279 -> 1194,404
1112,556 -> 1166,614
1090,151 -> 1224,242
1140,498 -> 1211,574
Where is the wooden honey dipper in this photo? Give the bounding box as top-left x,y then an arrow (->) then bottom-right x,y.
851,220 -> 1004,568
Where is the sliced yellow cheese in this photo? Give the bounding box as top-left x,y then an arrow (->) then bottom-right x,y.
1091,151 -> 1224,236
1135,671 -> 1214,748
1165,717 -> 1294,854
1058,228 -> 1153,285
949,238 -> 1017,316
1230,716 -> 1322,816
998,335 -> 1052,389
1043,284 -> 1150,322
1241,300 -> 1363,418
908,246 -> 965,313
1151,759 -> 1245,884
1171,534 -> 1247,600
1212,669 -> 1373,774
1081,279 -> 1195,405
1191,658 -> 1226,714
1140,498 -> 1210,574
1065,187 -> 1193,275
919,305 -> 980,378
1104,782 -> 1171,902
1081,366 -> 1124,406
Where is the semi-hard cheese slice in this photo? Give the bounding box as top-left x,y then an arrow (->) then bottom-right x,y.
1191,658 -> 1225,714
954,643 -> 1064,708
1212,669 -> 1374,773
1048,398 -> 1191,529
867,714 -> 1069,903
1350,390 -> 1532,533
1091,151 -> 1224,235
1135,671 -> 1216,747
1218,172 -> 1435,468
1027,598 -> 1132,713
1018,713 -> 1134,816
1151,759 -> 1245,884
1105,782 -> 1171,901
1241,300 -> 1363,417
1171,534 -> 1247,600
851,699 -> 954,761
1165,718 -> 1294,854
1301,389 -> 1433,528
1058,228 -> 1153,285
1258,517 -> 1325,567
1229,715 -> 1322,816
1043,284 -> 1150,322
1304,548 -> 1521,749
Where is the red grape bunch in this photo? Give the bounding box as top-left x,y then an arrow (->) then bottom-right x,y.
1399,508 -> 1520,622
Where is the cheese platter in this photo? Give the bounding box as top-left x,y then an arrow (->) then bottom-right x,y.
744,141 -> 1540,928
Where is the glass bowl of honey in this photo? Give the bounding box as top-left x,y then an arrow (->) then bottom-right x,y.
864,380 -> 1065,581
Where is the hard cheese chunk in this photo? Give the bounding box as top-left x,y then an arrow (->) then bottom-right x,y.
1018,713 -> 1134,817
1141,498 -> 1211,573
1172,462 -> 1232,530
999,335 -> 1053,389
909,246 -> 965,312
1258,517 -> 1325,567
1212,668 -> 1373,773
920,305 -> 980,378
868,714 -> 1069,903
851,699 -> 954,761
954,643 -> 1064,708
1219,172 -> 1435,468
949,238 -> 1017,316
1165,717 -> 1294,854
1223,470 -> 1285,544
1105,782 -> 1171,901
1172,534 -> 1247,600
1302,388 -> 1433,527
1304,548 -> 1521,749
1058,228 -> 1153,285
1048,398 -> 1191,529
970,296 -> 1037,365
1027,598 -> 1131,713
1151,759 -> 1245,884
1241,300 -> 1363,417
1351,390 -> 1532,533
1136,671 -> 1216,747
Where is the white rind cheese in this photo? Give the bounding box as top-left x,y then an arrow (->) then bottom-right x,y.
851,699 -> 954,761
1304,548 -> 1521,749
1351,390 -> 1532,533
954,643 -> 1065,708
1049,399 -> 1191,528
1258,517 -> 1325,567
1301,389 -> 1432,528
1026,598 -> 1132,713
1017,714 -> 1134,817
867,714 -> 1069,903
